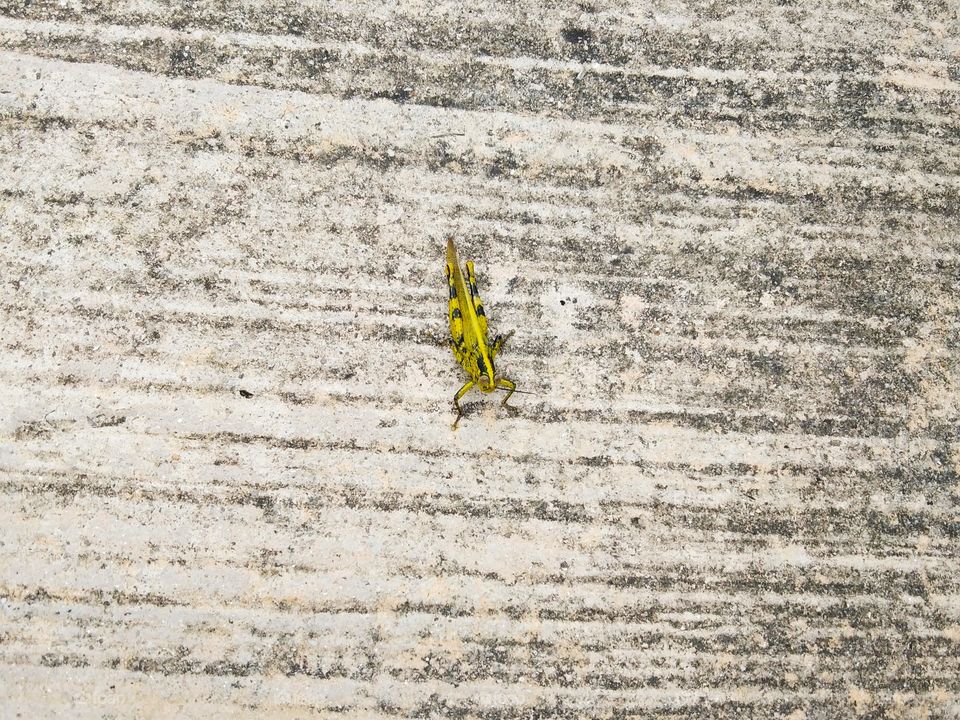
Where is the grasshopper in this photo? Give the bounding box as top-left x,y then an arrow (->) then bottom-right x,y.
445,237 -> 516,428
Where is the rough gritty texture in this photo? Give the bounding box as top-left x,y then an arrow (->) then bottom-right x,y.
1,1 -> 959,718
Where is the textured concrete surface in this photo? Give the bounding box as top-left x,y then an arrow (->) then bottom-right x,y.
1,1 -> 959,718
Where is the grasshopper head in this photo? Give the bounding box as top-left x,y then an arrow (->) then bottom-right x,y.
477,353 -> 496,393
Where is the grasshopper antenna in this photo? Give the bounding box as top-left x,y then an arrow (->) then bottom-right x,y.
497,386 -> 538,396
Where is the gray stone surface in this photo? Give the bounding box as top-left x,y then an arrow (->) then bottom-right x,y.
1,1 -> 959,718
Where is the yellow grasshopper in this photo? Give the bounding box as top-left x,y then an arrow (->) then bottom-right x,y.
445,237 -> 516,428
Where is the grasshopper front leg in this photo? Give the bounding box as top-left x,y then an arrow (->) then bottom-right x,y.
496,377 -> 516,409
452,379 -> 475,429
